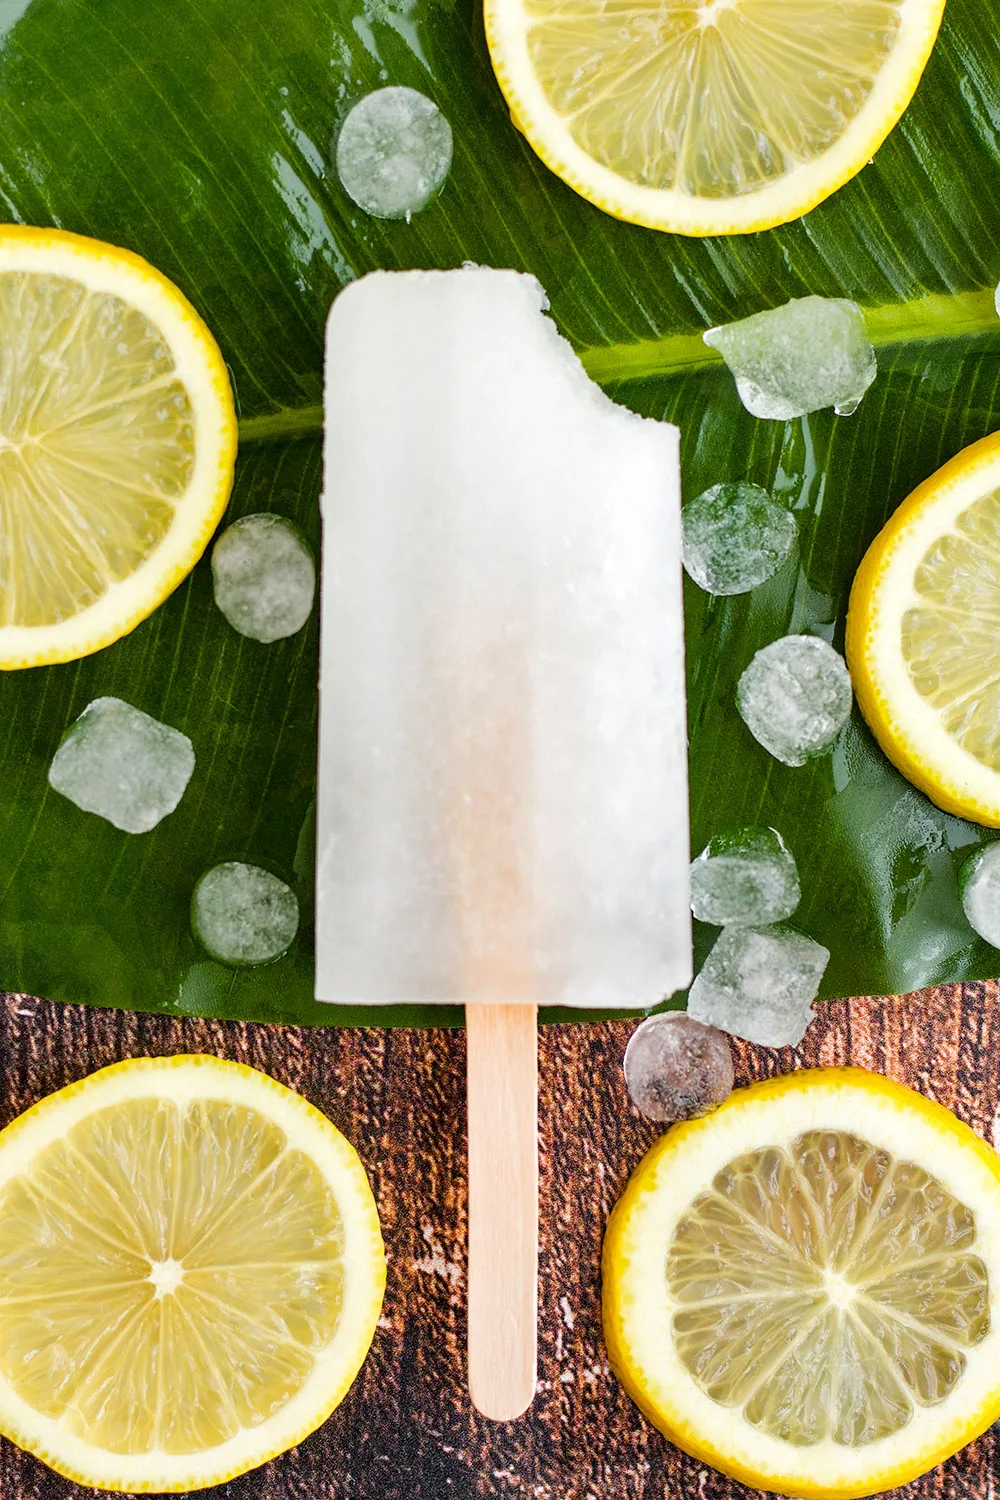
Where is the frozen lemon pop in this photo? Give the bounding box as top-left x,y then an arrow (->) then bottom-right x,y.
317,266 -> 690,1417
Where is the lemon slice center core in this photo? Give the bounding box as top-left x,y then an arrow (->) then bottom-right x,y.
148,1258 -> 185,1298
823,1266 -> 855,1309
697,0 -> 736,27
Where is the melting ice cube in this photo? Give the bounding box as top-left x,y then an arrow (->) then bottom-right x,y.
960,843 -> 1000,948
737,634 -> 853,767
687,924 -> 830,1048
212,513 -> 315,643
48,697 -> 194,834
336,86 -> 452,221
681,481 -> 797,595
191,861 -> 299,966
623,1011 -> 733,1123
704,296 -> 877,419
690,826 -> 800,927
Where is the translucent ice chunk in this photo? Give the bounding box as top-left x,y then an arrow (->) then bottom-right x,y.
737,634 -> 852,767
704,297 -> 877,419
624,1011 -> 733,1123
318,267 -> 690,1007
687,924 -> 829,1048
681,482 -> 797,595
690,826 -> 800,927
336,86 -> 452,221
960,843 -> 1000,947
48,697 -> 194,834
191,861 -> 299,966
212,514 -> 315,642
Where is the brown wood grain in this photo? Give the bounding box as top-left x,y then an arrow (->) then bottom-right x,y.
1,986 -> 999,1500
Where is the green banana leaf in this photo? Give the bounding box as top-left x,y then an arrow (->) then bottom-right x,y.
0,0 -> 998,1027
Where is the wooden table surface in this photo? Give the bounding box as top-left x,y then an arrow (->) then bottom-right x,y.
1,985 -> 998,1500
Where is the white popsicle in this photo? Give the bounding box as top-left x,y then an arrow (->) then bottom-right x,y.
316,265 -> 690,1423
316,266 -> 690,1009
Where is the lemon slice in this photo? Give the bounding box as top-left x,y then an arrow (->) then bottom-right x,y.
485,0 -> 944,235
0,1056 -> 385,1492
603,1068 -> 1000,1498
846,432 -> 1000,827
0,226 -> 237,669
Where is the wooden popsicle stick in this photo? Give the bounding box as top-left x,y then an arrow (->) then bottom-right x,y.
466,1000 -> 538,1421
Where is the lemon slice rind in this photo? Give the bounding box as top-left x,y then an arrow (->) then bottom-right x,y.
0,1055 -> 386,1494
485,0 -> 945,236
0,226 -> 237,670
846,432 -> 1000,827
603,1068 -> 1000,1499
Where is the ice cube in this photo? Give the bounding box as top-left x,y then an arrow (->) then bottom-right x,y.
960,843 -> 1000,947
211,513 -> 315,643
690,826 -> 800,927
48,697 -> 194,834
704,296 -> 877,419
687,924 -> 829,1047
335,86 -> 452,221
623,1011 -> 733,1123
191,861 -> 299,966
737,634 -> 852,767
681,481 -> 797,595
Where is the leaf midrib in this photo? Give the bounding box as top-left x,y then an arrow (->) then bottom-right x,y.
236,286 -> 1000,446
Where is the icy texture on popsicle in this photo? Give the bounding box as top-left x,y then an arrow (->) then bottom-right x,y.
316,266 -> 690,1007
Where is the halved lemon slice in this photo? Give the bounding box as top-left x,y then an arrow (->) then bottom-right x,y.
485,0 -> 945,235
603,1068 -> 1000,1498
0,226 -> 237,669
0,1056 -> 385,1492
846,432 -> 1000,827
